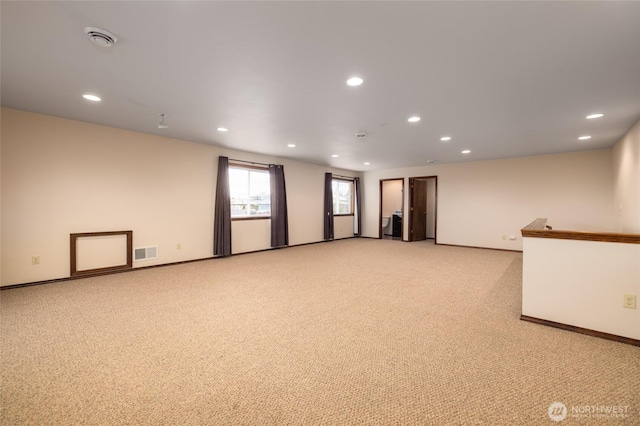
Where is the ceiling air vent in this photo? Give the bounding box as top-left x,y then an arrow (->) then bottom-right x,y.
84,27 -> 118,47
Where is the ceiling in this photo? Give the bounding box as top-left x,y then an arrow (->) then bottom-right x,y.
2,1 -> 639,172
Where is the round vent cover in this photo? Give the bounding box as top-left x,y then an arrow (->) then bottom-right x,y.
84,27 -> 118,47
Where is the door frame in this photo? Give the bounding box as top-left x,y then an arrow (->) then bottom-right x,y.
408,175 -> 438,243
379,178 -> 405,239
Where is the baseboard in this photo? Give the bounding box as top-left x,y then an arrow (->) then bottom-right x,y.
1,237 -> 519,290
0,256 -> 217,290
436,243 -> 522,253
0,237 -> 361,291
520,315 -> 640,347
229,236 -> 357,258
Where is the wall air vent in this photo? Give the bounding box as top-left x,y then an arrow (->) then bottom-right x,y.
84,27 -> 118,47
134,246 -> 158,262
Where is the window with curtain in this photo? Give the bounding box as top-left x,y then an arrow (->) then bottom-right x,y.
214,156 -> 231,257
269,164 -> 288,248
332,178 -> 354,215
324,173 -> 334,241
229,165 -> 271,219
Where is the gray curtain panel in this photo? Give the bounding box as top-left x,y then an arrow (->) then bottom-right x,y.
269,164 -> 289,248
354,176 -> 362,236
323,172 -> 334,240
213,156 -> 232,256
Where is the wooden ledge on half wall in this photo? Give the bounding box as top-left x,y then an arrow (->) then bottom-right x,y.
520,217 -> 640,347
521,218 -> 640,244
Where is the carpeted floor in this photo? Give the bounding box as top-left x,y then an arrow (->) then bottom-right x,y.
1,238 -> 638,425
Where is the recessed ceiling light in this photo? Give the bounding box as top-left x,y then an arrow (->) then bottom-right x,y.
440,136 -> 451,141
578,136 -> 591,140
217,127 -> 228,132
332,154 -> 339,158
363,162 -> 370,166
586,113 -> 604,119
461,150 -> 471,154
347,77 -> 363,86
426,160 -> 437,164
82,94 -> 101,102
287,144 -> 296,148
408,116 -> 421,123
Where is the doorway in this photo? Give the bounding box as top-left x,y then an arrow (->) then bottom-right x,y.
408,176 -> 437,243
379,178 -> 404,240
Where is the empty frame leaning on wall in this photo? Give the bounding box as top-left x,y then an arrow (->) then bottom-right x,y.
70,230 -> 133,277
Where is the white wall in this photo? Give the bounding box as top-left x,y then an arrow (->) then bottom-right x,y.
1,108 -> 359,285
76,234 -> 129,272
231,220 -> 271,254
381,180 -> 403,217
362,150 -> 615,250
3,107 -> 636,286
522,237 -> 640,340
334,215 -> 355,239
612,118 -> 640,234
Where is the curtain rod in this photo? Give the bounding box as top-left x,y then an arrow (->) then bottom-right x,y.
229,158 -> 271,167
332,174 -> 356,180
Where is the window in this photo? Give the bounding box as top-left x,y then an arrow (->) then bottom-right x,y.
332,179 -> 353,215
229,166 -> 270,218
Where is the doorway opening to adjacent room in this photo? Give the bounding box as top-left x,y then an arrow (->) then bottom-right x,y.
379,178 -> 404,240
408,176 -> 438,243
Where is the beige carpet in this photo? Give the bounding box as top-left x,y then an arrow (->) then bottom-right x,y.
1,239 -> 638,425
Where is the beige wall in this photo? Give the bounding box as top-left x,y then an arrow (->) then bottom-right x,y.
612,118 -> 640,234
381,180 -> 403,217
3,107 -> 637,285
334,215 -> 355,239
362,149 -> 615,250
522,237 -> 640,340
1,108 -> 359,285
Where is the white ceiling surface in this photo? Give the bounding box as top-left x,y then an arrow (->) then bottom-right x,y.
2,1 -> 639,171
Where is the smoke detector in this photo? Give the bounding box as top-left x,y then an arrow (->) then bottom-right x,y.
84,27 -> 118,47
356,132 -> 367,140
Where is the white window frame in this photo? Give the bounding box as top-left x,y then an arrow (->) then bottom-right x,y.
332,178 -> 354,216
229,165 -> 271,220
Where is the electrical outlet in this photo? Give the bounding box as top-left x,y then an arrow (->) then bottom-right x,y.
623,294 -> 636,309
32,256 -> 40,265
176,243 -> 181,250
